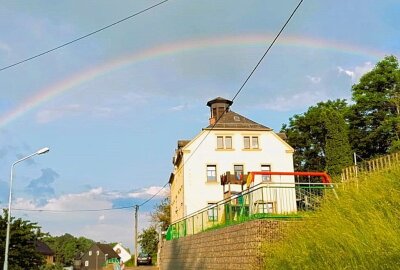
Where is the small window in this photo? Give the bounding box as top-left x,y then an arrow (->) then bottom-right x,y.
257,202 -> 274,213
252,136 -> 259,149
96,250 -> 100,256
225,136 -> 232,149
261,164 -> 271,182
217,136 -> 233,149
85,261 -> 89,266
234,165 -> 244,181
244,136 -> 250,149
207,165 -> 217,181
208,203 -> 218,221
217,136 -> 224,149
89,251 -> 92,256
217,107 -> 225,117
244,136 -> 259,149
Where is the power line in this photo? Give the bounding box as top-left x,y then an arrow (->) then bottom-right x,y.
11,0 -> 304,213
0,0 -> 169,72
12,184 -> 169,213
138,182 -> 169,207
136,0 -> 304,208
231,0 -> 303,103
165,0 -> 305,190
12,205 -> 134,213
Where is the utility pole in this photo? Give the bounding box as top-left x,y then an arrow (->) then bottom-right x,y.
134,205 -> 139,267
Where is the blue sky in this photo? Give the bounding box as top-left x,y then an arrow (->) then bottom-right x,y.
0,0 -> 399,250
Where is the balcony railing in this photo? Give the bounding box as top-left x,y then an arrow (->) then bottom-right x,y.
166,181 -> 335,240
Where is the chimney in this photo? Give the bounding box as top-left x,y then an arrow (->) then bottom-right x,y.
206,97 -> 233,125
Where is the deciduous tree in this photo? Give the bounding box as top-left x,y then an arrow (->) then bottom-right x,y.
0,210 -> 44,269
43,233 -> 93,266
151,197 -> 170,231
348,55 -> 400,158
138,226 -> 158,255
281,100 -> 350,173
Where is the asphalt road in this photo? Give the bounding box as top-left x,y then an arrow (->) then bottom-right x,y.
125,266 -> 158,270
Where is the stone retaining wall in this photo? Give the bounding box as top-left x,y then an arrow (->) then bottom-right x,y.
159,219 -> 289,270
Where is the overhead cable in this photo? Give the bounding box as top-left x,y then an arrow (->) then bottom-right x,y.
13,0 -> 304,213
0,0 -> 169,72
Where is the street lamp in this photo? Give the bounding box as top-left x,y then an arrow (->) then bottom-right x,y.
3,147 -> 50,270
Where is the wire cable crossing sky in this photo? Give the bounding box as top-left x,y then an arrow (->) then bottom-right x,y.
0,0 -> 398,250
0,0 -> 169,72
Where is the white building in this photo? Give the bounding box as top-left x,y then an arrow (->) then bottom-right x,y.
169,97 -> 295,223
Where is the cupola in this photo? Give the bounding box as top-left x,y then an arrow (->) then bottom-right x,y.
206,97 -> 233,125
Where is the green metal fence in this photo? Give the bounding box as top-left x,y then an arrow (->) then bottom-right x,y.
166,182 -> 335,240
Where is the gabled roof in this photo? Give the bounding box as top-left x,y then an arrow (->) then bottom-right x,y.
96,243 -> 120,258
204,110 -> 272,131
35,240 -> 54,256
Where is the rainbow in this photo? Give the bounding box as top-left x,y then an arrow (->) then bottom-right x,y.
0,34 -> 387,128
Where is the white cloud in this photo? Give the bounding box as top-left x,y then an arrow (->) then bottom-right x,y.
11,186 -> 168,212
11,187 -> 158,251
36,104 -> 82,123
338,62 -> 374,82
0,41 -> 11,54
260,91 -> 328,112
35,104 -> 116,123
169,104 -> 186,111
128,186 -> 169,198
306,75 -> 321,84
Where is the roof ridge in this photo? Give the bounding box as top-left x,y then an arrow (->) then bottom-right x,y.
204,110 -> 272,130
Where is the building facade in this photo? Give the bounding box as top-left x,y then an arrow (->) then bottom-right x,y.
169,97 -> 295,223
79,243 -> 119,270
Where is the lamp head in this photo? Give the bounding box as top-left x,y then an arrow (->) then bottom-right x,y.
36,147 -> 50,155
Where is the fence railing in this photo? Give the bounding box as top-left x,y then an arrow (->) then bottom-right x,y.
341,152 -> 400,181
166,182 -> 334,240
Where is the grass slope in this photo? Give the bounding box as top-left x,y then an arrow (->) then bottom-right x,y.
263,168 -> 400,269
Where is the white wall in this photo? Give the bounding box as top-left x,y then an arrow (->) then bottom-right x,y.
182,130 -> 294,216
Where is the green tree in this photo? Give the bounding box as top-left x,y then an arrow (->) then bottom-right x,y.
348,55 -> 400,158
0,210 -> 45,270
138,226 -> 158,255
323,109 -> 353,175
281,99 -> 350,172
151,197 -> 170,231
43,233 -> 93,266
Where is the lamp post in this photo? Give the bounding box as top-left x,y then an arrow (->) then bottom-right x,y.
3,147 -> 50,270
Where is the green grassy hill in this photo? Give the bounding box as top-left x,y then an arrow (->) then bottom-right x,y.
263,168 -> 400,269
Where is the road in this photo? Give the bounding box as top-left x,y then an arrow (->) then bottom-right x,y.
125,266 -> 158,270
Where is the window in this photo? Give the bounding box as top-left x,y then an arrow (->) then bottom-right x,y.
244,136 -> 250,149
89,251 -> 92,256
207,165 -> 217,181
234,165 -> 244,181
244,136 -> 259,149
261,164 -> 271,182
225,136 -> 232,149
252,136 -> 259,149
85,261 -> 89,267
217,136 -> 233,149
256,202 -> 274,213
208,203 -> 218,221
217,136 -> 224,149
